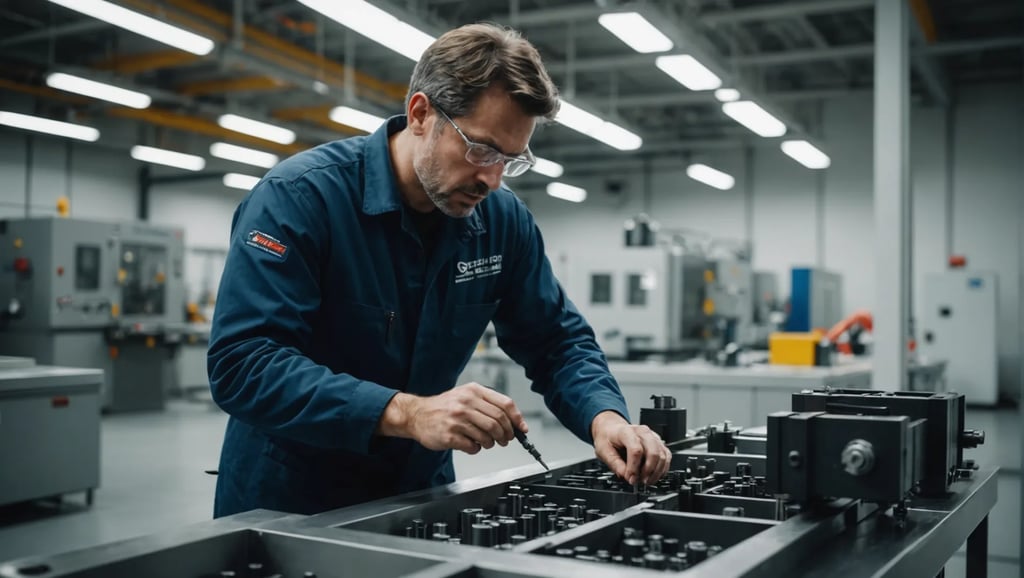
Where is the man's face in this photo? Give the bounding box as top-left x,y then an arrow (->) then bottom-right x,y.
413,87 -> 536,218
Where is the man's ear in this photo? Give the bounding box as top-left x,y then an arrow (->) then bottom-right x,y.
407,92 -> 432,136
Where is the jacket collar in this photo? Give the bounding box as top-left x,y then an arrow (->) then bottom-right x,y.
362,115 -> 485,237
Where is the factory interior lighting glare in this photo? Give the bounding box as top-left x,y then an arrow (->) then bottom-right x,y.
546,182 -> 587,203
217,114 -> 296,145
555,100 -> 642,151
130,145 -> 205,171
721,101 -> 788,138
781,140 -> 832,169
46,73 -> 151,109
45,0 -> 215,55
295,0 -> 435,61
329,106 -> 386,133
714,88 -> 741,102
531,157 -> 565,179
223,173 -> 262,190
597,12 -> 673,53
210,142 -> 280,169
655,55 -> 722,91
686,163 -> 735,191
0,111 -> 99,142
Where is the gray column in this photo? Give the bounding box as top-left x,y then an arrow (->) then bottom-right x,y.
872,0 -> 910,390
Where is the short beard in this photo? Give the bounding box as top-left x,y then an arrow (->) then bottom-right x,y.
413,132 -> 487,219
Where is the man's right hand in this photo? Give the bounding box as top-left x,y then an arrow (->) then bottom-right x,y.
376,383 -> 527,454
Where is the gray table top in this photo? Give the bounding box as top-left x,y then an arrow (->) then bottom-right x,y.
0,365 -> 103,395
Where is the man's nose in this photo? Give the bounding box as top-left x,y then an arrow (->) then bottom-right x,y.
476,162 -> 503,193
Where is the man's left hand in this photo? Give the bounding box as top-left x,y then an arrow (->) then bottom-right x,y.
591,410 -> 672,486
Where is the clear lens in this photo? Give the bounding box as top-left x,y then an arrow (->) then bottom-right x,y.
465,143 -> 502,165
503,160 -> 530,177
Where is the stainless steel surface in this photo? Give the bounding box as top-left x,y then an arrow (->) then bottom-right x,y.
0,356 -> 35,370
0,365 -> 102,508
0,461 -> 998,577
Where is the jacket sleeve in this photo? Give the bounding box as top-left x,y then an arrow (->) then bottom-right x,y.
207,177 -> 398,453
491,204 -> 630,444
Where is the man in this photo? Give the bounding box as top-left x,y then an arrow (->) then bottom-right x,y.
209,23 -> 670,517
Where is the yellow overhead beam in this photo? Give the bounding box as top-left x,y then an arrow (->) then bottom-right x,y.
0,78 -> 88,104
158,0 -> 409,104
178,75 -> 288,96
0,77 -> 310,155
909,0 -> 938,43
272,105 -> 363,136
93,50 -> 204,75
108,107 -> 309,155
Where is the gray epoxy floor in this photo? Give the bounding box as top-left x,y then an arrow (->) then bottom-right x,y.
0,401 -> 1018,578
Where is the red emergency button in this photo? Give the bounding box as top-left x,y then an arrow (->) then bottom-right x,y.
13,257 -> 30,273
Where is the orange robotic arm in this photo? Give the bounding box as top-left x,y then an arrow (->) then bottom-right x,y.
825,309 -> 874,354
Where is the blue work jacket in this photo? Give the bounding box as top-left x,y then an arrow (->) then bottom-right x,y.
208,116 -> 629,517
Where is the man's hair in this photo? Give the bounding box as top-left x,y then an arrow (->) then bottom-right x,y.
406,23 -> 560,121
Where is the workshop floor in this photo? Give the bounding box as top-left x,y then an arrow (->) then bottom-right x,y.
0,401 -> 1017,578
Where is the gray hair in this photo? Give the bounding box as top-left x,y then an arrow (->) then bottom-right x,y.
406,23 -> 560,121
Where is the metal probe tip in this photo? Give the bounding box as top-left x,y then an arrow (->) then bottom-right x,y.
513,427 -> 549,471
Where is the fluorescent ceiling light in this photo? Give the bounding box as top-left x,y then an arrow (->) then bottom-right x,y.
781,140 -> 831,169
531,157 -> 564,179
223,173 -> 262,190
556,100 -> 642,151
597,12 -> 673,54
210,142 -> 279,169
546,182 -> 587,203
721,101 -> 787,138
655,55 -> 722,91
714,88 -> 741,102
329,106 -> 385,133
0,111 -> 99,142
130,145 -> 204,171
295,0 -> 435,61
46,73 -> 151,109
46,0 -> 214,55
218,114 -> 296,145
686,163 -> 735,191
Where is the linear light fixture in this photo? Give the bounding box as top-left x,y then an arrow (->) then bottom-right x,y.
210,142 -> 279,169
295,0 -> 435,61
0,111 -> 99,142
218,114 -> 296,145
531,157 -> 564,179
556,100 -> 642,151
781,140 -> 831,169
721,101 -> 787,138
45,0 -> 215,55
598,12 -> 673,54
546,182 -> 587,203
686,163 -> 735,191
714,88 -> 741,102
130,145 -> 205,171
655,55 -> 722,91
223,173 -> 262,190
46,73 -> 151,109
328,106 -> 385,133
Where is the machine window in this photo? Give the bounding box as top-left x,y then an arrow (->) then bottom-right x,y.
121,244 -> 167,316
627,273 -> 647,306
590,273 -> 612,304
75,245 -> 101,290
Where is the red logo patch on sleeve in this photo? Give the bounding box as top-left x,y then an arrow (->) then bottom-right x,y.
245,230 -> 288,258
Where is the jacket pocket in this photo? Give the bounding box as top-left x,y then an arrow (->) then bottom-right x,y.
333,300 -> 403,385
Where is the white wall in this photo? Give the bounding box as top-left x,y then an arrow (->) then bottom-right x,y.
524,82 -> 1023,400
